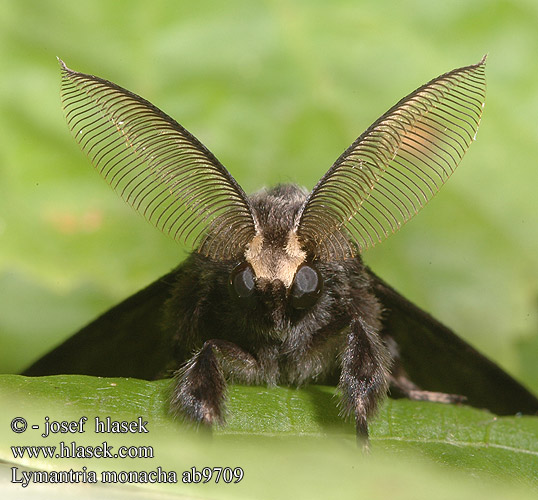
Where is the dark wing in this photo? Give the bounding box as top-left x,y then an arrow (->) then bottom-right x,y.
59,59 -> 256,260
23,270 -> 538,415
369,270 -> 538,416
296,57 -> 487,260
23,271 -> 177,379
24,267 -> 538,415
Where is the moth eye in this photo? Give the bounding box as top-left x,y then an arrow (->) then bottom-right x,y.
290,264 -> 323,310
230,262 -> 256,299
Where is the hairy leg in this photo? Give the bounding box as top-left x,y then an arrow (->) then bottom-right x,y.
338,317 -> 391,446
170,339 -> 259,425
389,364 -> 466,404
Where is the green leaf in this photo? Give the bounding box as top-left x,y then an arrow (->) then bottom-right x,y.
1,2 -> 538,499
1,375 -> 537,499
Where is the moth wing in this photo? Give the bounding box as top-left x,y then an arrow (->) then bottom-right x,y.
370,270 -> 538,416
23,267 -> 538,415
22,271 -> 177,379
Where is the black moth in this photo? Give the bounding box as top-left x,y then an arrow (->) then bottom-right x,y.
25,57 -> 538,445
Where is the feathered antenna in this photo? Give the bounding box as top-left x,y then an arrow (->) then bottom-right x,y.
296,56 -> 487,260
59,59 -> 257,260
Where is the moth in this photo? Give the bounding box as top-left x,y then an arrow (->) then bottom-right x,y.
25,57 -> 538,444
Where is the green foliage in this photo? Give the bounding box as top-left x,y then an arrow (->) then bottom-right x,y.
0,1 -> 537,498
1,375 -> 537,499
1,0 -> 537,382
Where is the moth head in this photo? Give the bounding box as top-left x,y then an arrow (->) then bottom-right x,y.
227,185 -> 324,311
229,258 -> 323,311
59,56 -> 487,314
240,229 -> 325,310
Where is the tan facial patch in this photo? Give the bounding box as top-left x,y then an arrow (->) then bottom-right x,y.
245,230 -> 306,288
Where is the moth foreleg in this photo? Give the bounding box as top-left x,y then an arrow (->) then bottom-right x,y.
338,318 -> 391,446
170,339 -> 258,425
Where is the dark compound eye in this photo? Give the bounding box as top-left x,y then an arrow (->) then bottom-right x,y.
229,262 -> 256,299
290,264 -> 323,310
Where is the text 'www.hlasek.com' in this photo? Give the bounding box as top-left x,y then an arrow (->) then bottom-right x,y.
9,415 -> 244,488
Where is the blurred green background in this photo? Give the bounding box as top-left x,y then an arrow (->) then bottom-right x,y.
0,0 -> 537,396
